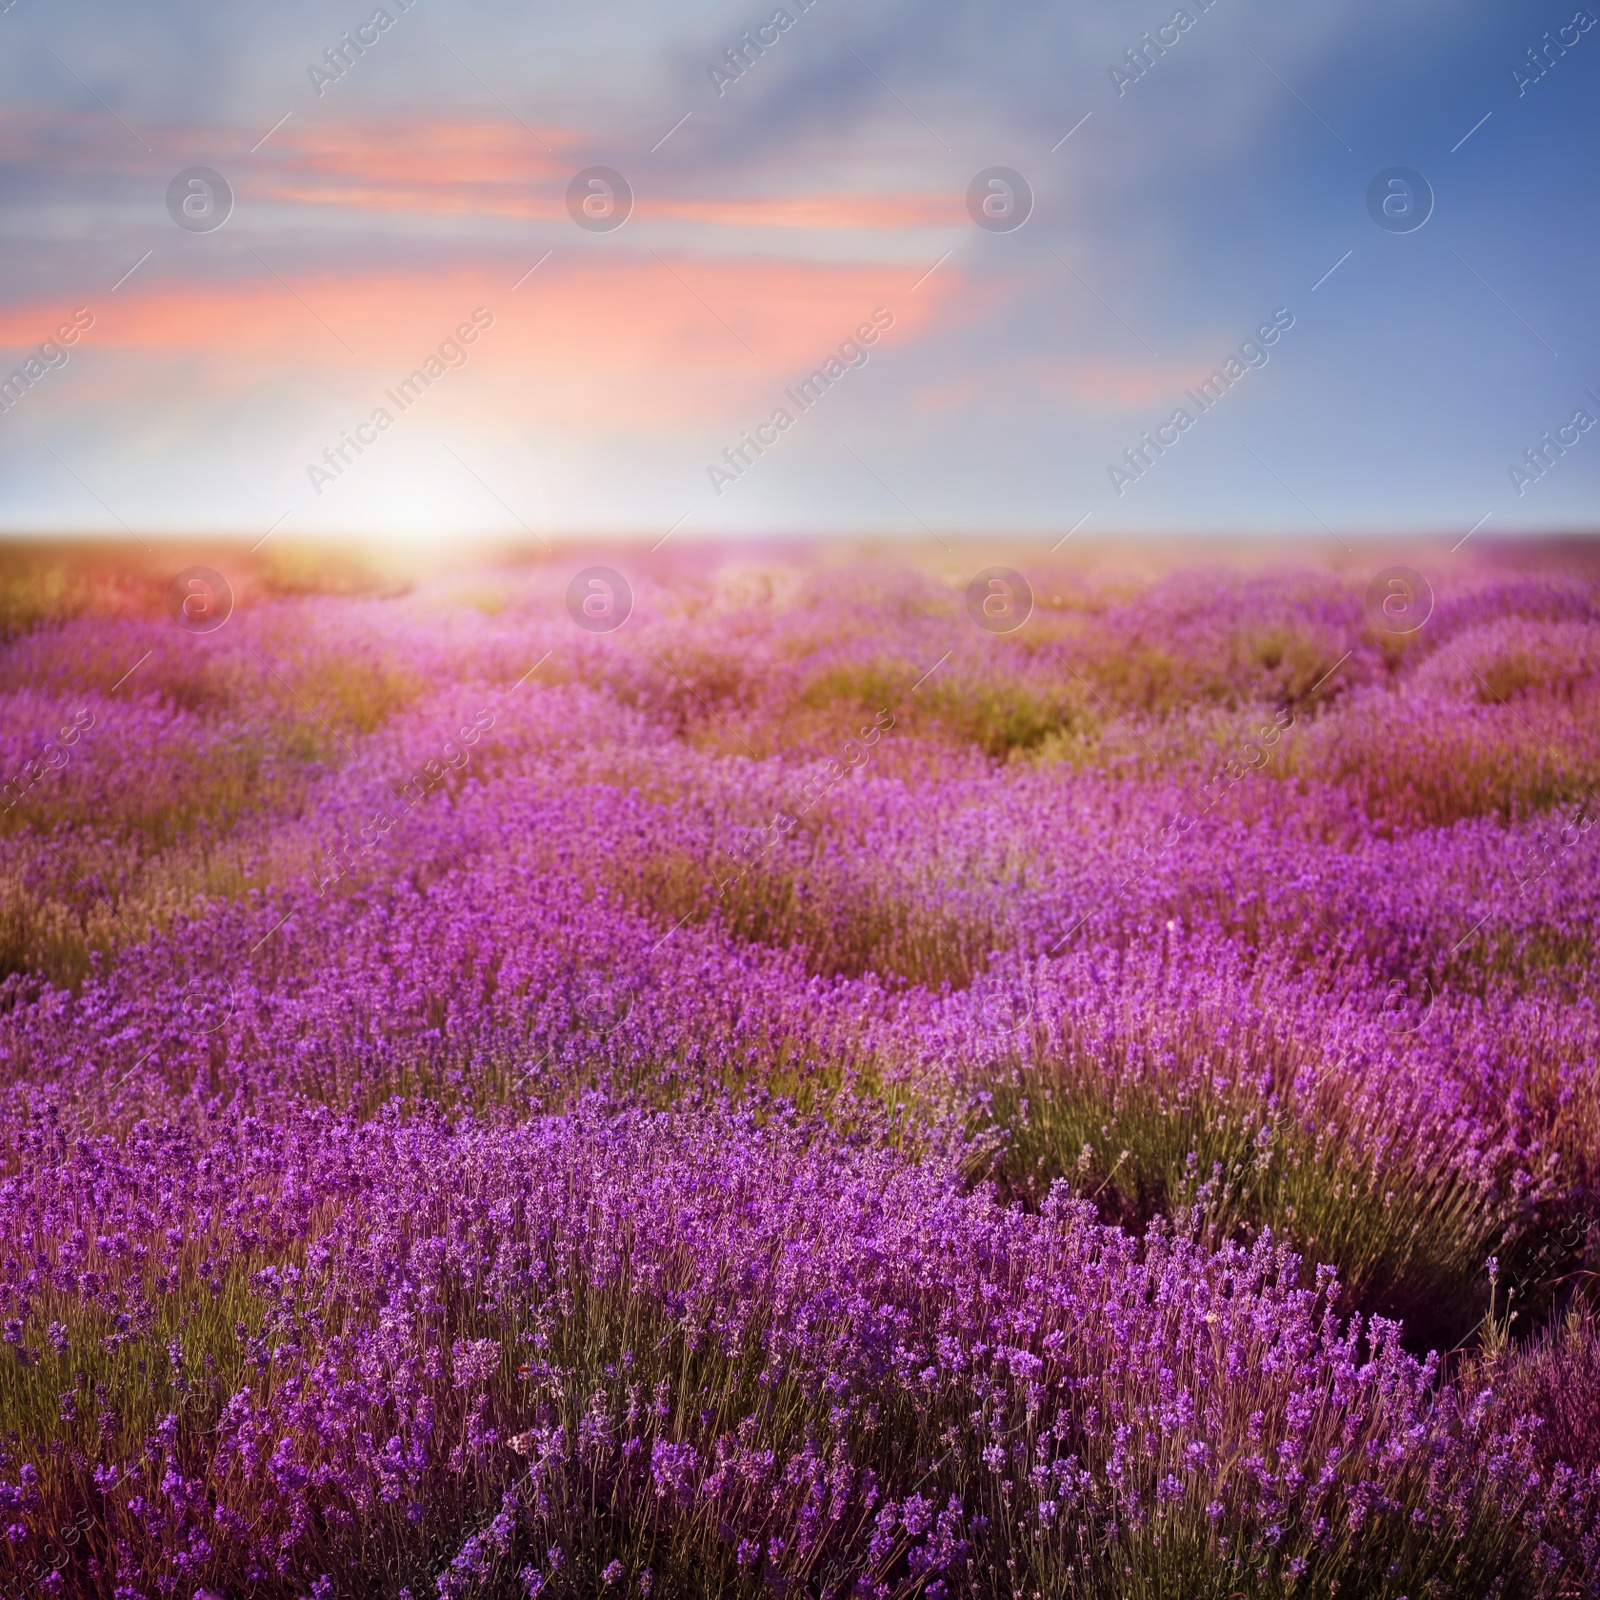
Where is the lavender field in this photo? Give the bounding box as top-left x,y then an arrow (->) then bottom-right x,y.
1,545 -> 1597,1600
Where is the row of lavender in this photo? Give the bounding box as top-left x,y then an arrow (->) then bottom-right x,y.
1,555 -> 1597,1597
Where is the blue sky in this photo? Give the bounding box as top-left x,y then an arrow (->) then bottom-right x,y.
0,0 -> 1595,542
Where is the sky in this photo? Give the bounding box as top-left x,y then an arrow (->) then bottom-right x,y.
0,0 -> 1596,544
